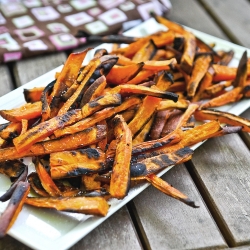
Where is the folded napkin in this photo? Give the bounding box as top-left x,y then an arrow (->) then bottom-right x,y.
0,0 -> 171,63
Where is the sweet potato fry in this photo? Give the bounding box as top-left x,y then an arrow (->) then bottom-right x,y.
50,162 -> 107,179
153,14 -> 186,35
50,148 -> 106,179
233,50 -> 248,88
212,64 -> 237,82
161,109 -> 184,137
57,59 -> 101,116
200,86 -> 242,109
194,109 -> 250,132
192,67 -> 214,102
167,81 -> 186,93
112,37 -> 151,58
0,101 -> 42,122
125,69 -> 155,85
116,55 -> 177,72
108,84 -> 178,101
132,128 -> 183,155
93,48 -> 108,58
243,84 -> 250,98
54,97 -> 141,138
149,30 -> 176,47
217,49 -> 234,65
204,80 -> 232,97
132,115 -> 155,145
23,87 -> 44,103
41,79 -> 55,121
27,172 -> 49,197
175,103 -> 199,129
187,54 -> 212,97
35,159 -> 61,197
0,137 -> 7,148
132,39 -> 157,62
0,125 -> 107,161
0,159 -> 26,178
130,147 -> 193,177
154,70 -> 173,91
145,174 -> 199,208
195,37 -> 220,61
97,120 -> 108,151
82,174 -> 101,191
20,119 -> 28,134
13,109 -> 83,153
178,120 -> 222,147
128,96 -> 161,137
0,181 -> 30,238
142,58 -> 177,71
50,148 -> 105,166
81,93 -> 122,118
106,62 -> 144,85
80,75 -> 107,107
0,165 -> 28,202
110,115 -> 132,199
49,49 -> 91,117
25,196 -> 109,216
137,120 -> 222,158
149,110 -> 172,140
180,32 -> 196,74
157,99 -> 189,111
0,122 -> 22,141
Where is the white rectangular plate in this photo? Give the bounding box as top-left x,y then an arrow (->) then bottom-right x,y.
0,18 -> 250,250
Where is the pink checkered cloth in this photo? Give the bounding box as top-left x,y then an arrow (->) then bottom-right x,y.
0,0 -> 171,63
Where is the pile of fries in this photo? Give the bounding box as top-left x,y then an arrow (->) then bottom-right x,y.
1,14 -> 250,237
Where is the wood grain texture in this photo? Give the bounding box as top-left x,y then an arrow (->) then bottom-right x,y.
200,0 -> 250,47
0,65 -> 14,97
190,134 -> 250,246
13,52 -> 67,87
230,246 -> 250,250
167,0 -> 228,39
132,164 -> 227,250
70,207 -> 142,250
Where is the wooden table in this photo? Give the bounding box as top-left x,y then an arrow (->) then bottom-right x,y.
1,0 -> 250,249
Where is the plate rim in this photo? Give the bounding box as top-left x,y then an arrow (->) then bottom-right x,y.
1,18 -> 250,250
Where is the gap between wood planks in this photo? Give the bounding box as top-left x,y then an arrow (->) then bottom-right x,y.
6,62 -> 18,90
126,201 -> 151,250
238,131 -> 250,150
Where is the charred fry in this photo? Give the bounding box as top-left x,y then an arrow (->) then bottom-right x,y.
110,115 -> 132,199
145,174 -> 199,208
25,196 -> 109,216
0,182 -> 30,238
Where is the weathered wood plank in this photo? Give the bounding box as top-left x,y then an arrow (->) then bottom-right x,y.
229,246 -> 250,250
200,0 -> 250,47
167,0 -> 228,39
13,53 -> 67,87
70,207 -> 142,250
132,164 -> 227,249
0,65 -> 14,97
190,134 -> 250,247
